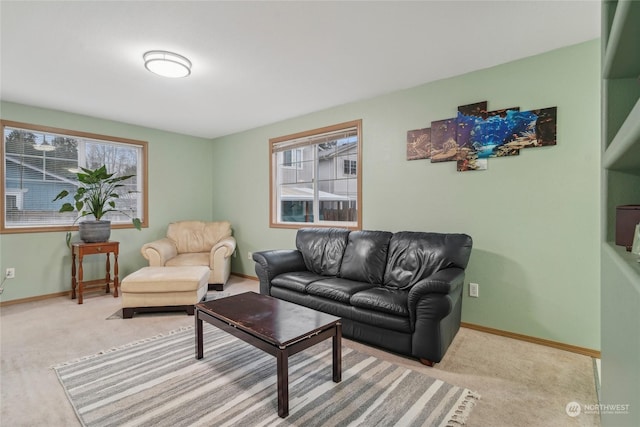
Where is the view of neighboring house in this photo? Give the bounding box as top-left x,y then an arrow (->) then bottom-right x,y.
277,136 -> 358,223
3,127 -> 141,227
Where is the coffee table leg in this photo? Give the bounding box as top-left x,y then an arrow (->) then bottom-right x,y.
333,322 -> 342,383
277,349 -> 289,418
195,310 -> 203,359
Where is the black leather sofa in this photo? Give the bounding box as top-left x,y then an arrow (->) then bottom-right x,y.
252,228 -> 473,365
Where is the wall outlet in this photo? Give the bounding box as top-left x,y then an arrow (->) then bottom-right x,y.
469,282 -> 479,298
5,268 -> 15,279
248,251 -> 253,260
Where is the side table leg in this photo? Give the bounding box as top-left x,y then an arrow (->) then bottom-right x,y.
333,322 -> 342,383
113,252 -> 119,298
277,348 -> 289,418
105,253 -> 111,294
71,252 -> 77,300
195,311 -> 204,359
78,255 -> 84,304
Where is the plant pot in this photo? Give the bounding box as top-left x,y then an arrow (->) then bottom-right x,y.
79,220 -> 111,243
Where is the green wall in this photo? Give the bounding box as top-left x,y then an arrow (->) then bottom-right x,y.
1,40 -> 600,351
0,102 -> 214,300
211,40 -> 601,350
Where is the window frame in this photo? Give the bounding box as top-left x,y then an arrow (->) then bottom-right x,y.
343,159 -> 357,176
269,119 -> 362,230
1,119 -> 149,234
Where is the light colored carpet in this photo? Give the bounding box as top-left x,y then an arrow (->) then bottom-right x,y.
54,325 -> 479,426
0,275 -> 600,426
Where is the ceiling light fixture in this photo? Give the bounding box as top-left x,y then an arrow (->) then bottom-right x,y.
143,50 -> 192,78
33,135 -> 55,152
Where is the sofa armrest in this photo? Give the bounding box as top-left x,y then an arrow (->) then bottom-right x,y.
405,268 -> 465,362
252,250 -> 306,295
141,238 -> 178,266
407,267 -> 465,317
210,236 -> 237,262
208,237 -> 236,285
409,268 -> 465,296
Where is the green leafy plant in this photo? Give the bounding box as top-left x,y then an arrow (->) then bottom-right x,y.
53,165 -> 141,245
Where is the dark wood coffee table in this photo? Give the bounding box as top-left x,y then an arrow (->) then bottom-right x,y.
195,292 -> 342,418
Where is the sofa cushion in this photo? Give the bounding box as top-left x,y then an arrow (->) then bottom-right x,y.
350,307 -> 412,333
307,278 -> 376,303
350,287 -> 409,317
339,230 -> 392,284
383,232 -> 473,290
271,271 -> 325,293
296,228 -> 350,276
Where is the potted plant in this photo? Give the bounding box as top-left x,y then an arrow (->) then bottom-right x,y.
53,165 -> 141,246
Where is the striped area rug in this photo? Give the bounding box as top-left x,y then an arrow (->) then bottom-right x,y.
54,325 -> 479,427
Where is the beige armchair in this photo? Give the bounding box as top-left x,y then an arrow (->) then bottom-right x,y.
141,220 -> 236,291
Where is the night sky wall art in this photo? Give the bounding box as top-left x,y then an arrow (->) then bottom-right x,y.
406,101 -> 557,172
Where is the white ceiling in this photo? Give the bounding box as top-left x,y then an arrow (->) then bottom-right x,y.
0,1 -> 600,140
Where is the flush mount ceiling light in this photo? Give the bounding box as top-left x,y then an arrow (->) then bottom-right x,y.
33,135 -> 55,152
143,50 -> 191,78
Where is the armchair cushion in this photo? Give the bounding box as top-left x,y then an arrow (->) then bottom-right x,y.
167,221 -> 232,253
165,252 -> 209,267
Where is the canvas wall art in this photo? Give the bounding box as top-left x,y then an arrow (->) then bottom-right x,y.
406,100 -> 557,172
430,118 -> 459,162
406,127 -> 431,160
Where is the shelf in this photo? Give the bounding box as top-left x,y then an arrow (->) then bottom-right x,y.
604,242 -> 640,286
603,0 -> 640,79
602,78 -> 640,149
601,2 -> 640,421
603,95 -> 640,171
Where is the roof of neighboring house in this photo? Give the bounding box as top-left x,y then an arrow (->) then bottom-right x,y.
281,187 -> 350,201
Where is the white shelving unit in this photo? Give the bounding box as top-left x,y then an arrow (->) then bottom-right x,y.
600,1 -> 640,426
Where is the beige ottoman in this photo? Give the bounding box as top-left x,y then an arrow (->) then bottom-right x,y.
121,266 -> 210,319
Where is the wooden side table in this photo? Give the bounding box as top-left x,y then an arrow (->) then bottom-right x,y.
71,241 -> 119,304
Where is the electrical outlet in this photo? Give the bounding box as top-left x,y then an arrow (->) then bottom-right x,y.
5,268 -> 15,279
469,282 -> 479,298
248,251 -> 253,260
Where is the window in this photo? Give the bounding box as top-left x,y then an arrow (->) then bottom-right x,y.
343,159 -> 357,176
270,119 -> 362,229
1,120 -> 148,233
283,148 -> 303,169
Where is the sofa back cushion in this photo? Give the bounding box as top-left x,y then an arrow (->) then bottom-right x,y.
383,232 -> 473,290
167,221 -> 232,254
296,228 -> 350,276
339,230 -> 392,284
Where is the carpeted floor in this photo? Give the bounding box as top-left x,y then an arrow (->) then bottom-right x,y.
0,275 -> 600,426
54,325 -> 479,426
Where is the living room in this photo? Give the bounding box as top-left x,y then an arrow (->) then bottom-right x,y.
1,1 -> 638,426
